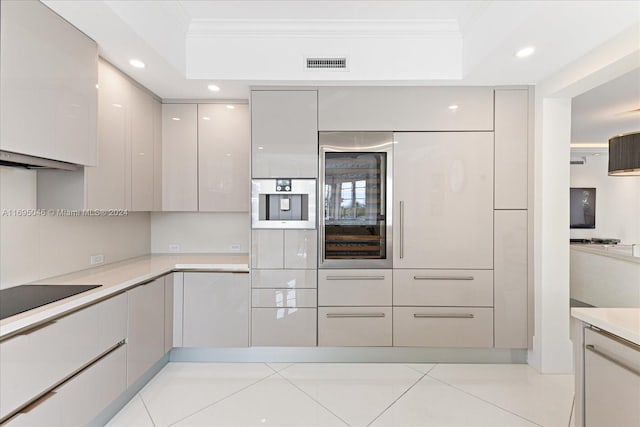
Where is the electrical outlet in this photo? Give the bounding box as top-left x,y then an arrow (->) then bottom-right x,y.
90,254 -> 104,265
230,244 -> 241,252
168,244 -> 180,252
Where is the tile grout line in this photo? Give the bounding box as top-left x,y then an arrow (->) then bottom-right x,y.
567,395 -> 576,427
403,362 -> 439,375
165,370 -> 281,426
425,374 -> 544,427
365,372 -> 428,427
275,370 -> 352,426
138,394 -> 158,427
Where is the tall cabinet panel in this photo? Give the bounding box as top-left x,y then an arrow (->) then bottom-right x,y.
129,84 -> 156,211
494,89 -> 529,209
198,104 -> 250,212
162,104 -> 198,211
0,0 -> 97,166
251,90 -> 318,178
393,132 -> 494,269
494,210 -> 528,348
86,60 -> 129,210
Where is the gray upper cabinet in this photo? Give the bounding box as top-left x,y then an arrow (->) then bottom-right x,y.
494,89 -> 529,209
162,104 -> 199,211
251,90 -> 318,178
198,103 -> 250,212
318,87 -> 494,131
0,0 -> 97,166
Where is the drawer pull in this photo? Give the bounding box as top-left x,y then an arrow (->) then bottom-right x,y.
326,275 -> 386,281
413,313 -> 475,319
15,319 -> 58,336
586,344 -> 640,377
413,275 -> 474,281
326,313 -> 386,318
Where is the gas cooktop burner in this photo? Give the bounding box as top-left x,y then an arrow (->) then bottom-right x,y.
0,284 -> 101,320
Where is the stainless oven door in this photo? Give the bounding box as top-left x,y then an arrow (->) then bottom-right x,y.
319,132 -> 393,269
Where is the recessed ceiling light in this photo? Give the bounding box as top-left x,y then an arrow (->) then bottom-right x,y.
202,116 -> 211,121
208,84 -> 220,92
112,103 -> 122,108
172,117 -> 181,121
448,104 -> 459,111
129,59 -> 145,68
515,46 -> 535,58
95,84 -> 99,89
257,146 -> 264,150
226,105 -> 235,110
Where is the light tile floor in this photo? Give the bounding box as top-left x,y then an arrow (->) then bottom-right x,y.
107,363 -> 574,427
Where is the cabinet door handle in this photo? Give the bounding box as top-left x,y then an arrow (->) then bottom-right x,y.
15,319 -> 58,336
413,275 -> 474,281
585,344 -> 640,377
18,391 -> 57,415
326,313 -> 386,318
399,200 -> 405,259
413,313 -> 475,319
325,276 -> 386,281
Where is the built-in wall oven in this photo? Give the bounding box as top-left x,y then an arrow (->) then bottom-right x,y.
319,132 -> 393,268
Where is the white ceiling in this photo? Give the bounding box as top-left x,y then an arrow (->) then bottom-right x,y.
42,0 -> 640,142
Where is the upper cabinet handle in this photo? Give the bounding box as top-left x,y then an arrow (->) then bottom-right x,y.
413,276 -> 474,281
399,200 -> 405,259
325,276 -> 386,281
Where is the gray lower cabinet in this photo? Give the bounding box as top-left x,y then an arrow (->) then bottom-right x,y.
0,293 -> 127,423
182,272 -> 250,347
583,328 -> 640,427
127,277 -> 166,386
4,346 -> 126,427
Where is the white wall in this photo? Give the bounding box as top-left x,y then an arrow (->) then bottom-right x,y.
570,154 -> 640,244
150,212 -> 249,253
0,167 -> 150,289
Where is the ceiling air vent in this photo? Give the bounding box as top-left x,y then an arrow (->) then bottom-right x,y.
306,57 -> 347,70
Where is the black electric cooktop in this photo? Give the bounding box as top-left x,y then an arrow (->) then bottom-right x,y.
0,284 -> 101,321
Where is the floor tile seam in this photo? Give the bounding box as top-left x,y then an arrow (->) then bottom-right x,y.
164,370 -> 281,426
365,372 -> 428,427
403,363 -> 438,375
138,394 -> 158,427
567,395 -> 575,427
425,375 -> 545,427
274,371 -> 352,426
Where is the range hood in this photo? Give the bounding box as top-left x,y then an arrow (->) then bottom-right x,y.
0,150 -> 79,171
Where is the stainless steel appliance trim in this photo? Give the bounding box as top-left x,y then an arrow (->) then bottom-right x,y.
326,313 -> 386,318
413,313 -> 475,319
585,344 -> 640,376
318,131 -> 393,269
326,275 -> 386,281
413,275 -> 474,281
251,178 -> 317,229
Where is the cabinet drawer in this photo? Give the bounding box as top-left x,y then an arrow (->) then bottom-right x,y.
252,269 -> 317,289
584,328 -> 640,427
251,308 -> 316,347
318,307 -> 392,347
0,295 -> 127,420
318,270 -> 392,306
393,307 -> 493,348
4,345 -> 126,427
252,289 -> 317,308
393,270 -> 493,306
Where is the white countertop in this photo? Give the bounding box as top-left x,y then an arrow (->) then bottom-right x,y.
0,253 -> 249,340
570,244 -> 640,264
571,307 -> 640,345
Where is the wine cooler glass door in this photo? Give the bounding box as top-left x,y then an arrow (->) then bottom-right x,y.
320,132 -> 393,268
